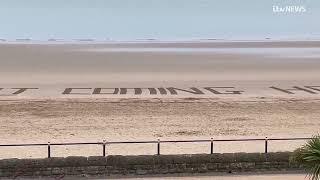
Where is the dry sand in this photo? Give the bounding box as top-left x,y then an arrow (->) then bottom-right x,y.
0,41 -> 319,159
0,97 -> 319,159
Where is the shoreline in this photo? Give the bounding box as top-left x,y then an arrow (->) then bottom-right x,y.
1,39 -> 320,45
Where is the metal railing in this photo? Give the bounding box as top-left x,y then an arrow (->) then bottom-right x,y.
0,137 -> 312,158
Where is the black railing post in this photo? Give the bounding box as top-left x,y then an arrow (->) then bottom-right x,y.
102,140 -> 106,157
264,137 -> 268,154
210,138 -> 214,154
47,142 -> 51,158
157,138 -> 160,155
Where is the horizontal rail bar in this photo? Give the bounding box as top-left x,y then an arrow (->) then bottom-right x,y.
50,142 -> 102,146
268,137 -> 312,141
107,141 -> 157,144
0,143 -> 49,147
0,137 -> 312,147
160,140 -> 211,143
212,138 -> 265,142
0,142 -> 102,147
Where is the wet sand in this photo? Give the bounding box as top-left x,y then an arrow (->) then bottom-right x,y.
1,41 -> 320,88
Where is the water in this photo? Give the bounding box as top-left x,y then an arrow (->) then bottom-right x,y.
0,0 -> 320,41
81,47 -> 320,58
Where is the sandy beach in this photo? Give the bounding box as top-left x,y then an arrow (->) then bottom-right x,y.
0,41 -> 319,159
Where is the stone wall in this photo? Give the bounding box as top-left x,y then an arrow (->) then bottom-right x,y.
0,152 -> 301,178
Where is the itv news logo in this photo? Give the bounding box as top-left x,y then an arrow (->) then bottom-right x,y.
273,5 -> 306,13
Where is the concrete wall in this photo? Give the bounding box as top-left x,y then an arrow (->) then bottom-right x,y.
0,152 -> 301,178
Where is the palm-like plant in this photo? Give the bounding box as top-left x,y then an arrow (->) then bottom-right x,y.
292,135 -> 320,180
